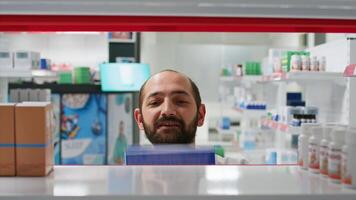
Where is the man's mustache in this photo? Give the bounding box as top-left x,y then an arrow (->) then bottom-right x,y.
154,116 -> 184,128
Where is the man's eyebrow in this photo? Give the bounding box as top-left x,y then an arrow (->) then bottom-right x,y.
146,92 -> 163,99
171,90 -> 190,96
146,90 -> 190,99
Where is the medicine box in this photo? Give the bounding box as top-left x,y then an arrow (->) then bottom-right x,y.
126,145 -> 216,165
0,51 -> 13,70
0,103 -> 16,176
14,51 -> 40,70
15,102 -> 53,176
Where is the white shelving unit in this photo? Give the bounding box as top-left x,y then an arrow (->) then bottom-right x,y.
218,39 -> 356,155
221,72 -> 343,84
0,166 -> 355,200
0,70 -> 57,102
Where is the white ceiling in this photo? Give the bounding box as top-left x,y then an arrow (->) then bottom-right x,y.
1,0 -> 356,19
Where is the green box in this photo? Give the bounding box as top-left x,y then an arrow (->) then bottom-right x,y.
59,72 -> 72,84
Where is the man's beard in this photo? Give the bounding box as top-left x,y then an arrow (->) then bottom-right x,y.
142,114 -> 198,144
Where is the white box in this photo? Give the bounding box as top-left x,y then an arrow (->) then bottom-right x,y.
38,89 -> 51,102
0,51 -> 13,69
9,89 -> 20,103
19,89 -> 30,102
29,89 -> 39,101
14,51 -> 40,70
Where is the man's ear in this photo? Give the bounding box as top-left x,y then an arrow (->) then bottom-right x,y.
134,108 -> 144,130
197,104 -> 206,127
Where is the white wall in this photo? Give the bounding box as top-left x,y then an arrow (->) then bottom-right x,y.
1,32 -> 108,69
140,32 -> 286,102
269,33 -> 304,49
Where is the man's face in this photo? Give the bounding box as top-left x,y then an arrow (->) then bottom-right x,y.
134,72 -> 205,144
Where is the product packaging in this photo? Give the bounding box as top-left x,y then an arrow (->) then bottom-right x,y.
15,102 -> 53,176
0,103 -> 16,176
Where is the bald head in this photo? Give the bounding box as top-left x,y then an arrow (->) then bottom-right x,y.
134,69 -> 206,144
139,70 -> 201,110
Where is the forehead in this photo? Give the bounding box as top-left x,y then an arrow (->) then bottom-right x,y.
142,72 -> 193,99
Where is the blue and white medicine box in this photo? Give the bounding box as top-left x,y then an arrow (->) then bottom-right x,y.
100,63 -> 150,92
126,145 -> 215,165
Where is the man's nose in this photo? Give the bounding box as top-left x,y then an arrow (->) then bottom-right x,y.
161,101 -> 177,117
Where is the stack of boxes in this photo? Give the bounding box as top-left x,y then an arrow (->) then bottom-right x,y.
0,51 -> 41,71
9,89 -> 51,103
0,102 -> 53,176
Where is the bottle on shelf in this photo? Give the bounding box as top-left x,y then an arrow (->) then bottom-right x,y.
308,126 -> 323,173
328,127 -> 346,183
341,128 -> 356,188
319,125 -> 334,176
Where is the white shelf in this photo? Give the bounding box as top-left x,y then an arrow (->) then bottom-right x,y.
234,107 -> 266,118
31,69 -> 57,78
261,71 -> 344,82
220,72 -> 343,84
220,75 -> 262,82
0,70 -> 32,78
0,70 -> 57,78
261,119 -> 289,133
0,166 -> 355,200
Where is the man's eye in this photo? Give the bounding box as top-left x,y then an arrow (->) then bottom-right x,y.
176,100 -> 189,105
148,101 -> 160,106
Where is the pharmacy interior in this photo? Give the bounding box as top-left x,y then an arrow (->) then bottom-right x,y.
1,2 -> 356,199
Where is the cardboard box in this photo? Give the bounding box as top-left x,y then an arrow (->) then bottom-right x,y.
0,103 -> 16,176
15,102 -> 53,176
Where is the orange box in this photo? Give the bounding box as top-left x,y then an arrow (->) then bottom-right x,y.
15,102 -> 53,176
0,103 -> 16,176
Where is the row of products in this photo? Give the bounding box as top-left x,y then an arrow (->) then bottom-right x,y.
297,123 -> 356,189
0,103 -> 53,176
273,50 -> 326,73
290,55 -> 326,72
9,89 -> 51,102
220,61 -> 262,77
0,51 -> 51,70
59,67 -> 92,84
268,106 -> 318,125
237,101 -> 267,110
282,92 -> 319,124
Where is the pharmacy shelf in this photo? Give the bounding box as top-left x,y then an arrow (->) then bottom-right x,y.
0,70 -> 57,102
234,107 -> 267,118
31,69 -> 57,78
262,119 -> 289,133
0,166 -> 355,200
0,70 -> 32,77
261,71 -> 344,82
0,70 -> 57,78
220,72 -> 343,85
9,82 -> 102,94
220,75 -> 262,82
